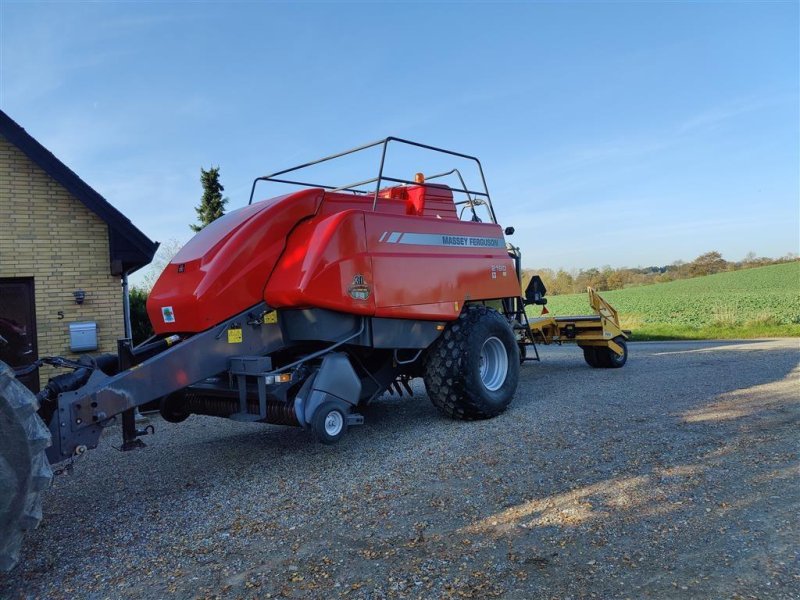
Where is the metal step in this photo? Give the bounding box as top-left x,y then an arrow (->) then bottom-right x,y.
229,355 -> 274,420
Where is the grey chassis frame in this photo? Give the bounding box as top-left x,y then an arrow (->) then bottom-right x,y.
47,303 -> 283,463
46,303 -> 448,464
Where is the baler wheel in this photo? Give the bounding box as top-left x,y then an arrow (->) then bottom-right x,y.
311,401 -> 348,444
0,362 -> 52,572
424,306 -> 519,420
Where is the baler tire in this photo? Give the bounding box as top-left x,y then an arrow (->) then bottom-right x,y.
0,362 -> 52,572
311,401 -> 348,445
424,305 -> 519,421
582,346 -> 602,368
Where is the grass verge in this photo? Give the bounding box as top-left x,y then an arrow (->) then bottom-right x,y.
627,323 -> 800,341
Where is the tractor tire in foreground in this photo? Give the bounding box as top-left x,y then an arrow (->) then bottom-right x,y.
424,305 -> 519,420
0,362 -> 52,572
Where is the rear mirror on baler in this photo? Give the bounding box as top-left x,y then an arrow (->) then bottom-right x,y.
524,275 -> 548,306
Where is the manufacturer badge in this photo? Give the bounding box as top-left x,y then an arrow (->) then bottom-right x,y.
348,274 -> 370,300
162,306 -> 175,323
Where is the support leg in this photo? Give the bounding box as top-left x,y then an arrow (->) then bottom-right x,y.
121,408 -> 147,451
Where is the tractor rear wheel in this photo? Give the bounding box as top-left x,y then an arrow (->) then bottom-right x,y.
0,362 -> 52,572
424,305 -> 519,420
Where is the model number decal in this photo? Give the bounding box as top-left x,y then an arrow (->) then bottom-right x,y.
379,232 -> 504,248
490,264 -> 508,279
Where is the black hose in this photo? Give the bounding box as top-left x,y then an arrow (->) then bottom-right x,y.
92,353 -> 119,375
34,353 -> 119,422
36,367 -> 92,425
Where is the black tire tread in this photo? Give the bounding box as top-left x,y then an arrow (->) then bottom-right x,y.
590,338 -> 628,369
424,305 -> 518,420
603,337 -> 628,368
0,362 -> 52,572
311,401 -> 348,445
582,346 -> 601,368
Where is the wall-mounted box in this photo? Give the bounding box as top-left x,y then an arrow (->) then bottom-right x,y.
69,322 -> 98,352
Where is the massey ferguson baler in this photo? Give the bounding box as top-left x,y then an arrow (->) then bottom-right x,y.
0,137 -> 628,571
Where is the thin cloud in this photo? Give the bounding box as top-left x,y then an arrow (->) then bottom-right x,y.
677,93 -> 795,135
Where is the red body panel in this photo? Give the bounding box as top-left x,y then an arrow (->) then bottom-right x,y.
266,189 -> 518,320
147,184 -> 519,333
265,210 -> 376,315
147,189 -> 322,333
365,214 -> 518,319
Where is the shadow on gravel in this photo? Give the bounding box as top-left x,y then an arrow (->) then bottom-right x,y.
464,462 -> 708,534
680,364 -> 800,423
448,348 -> 800,597
644,339 -> 787,355
466,362 -> 799,534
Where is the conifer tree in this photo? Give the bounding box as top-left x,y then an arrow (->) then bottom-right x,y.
191,166 -> 228,232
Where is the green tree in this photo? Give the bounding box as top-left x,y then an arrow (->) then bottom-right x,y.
128,287 -> 154,344
191,166 -> 229,232
606,269 -> 626,290
689,251 -> 728,277
551,269 -> 575,295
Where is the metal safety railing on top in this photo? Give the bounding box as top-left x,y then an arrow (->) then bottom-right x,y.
247,137 -> 498,224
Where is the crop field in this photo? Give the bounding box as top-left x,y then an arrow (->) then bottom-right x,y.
537,262 -> 800,340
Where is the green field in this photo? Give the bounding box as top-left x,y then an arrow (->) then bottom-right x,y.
536,262 -> 800,340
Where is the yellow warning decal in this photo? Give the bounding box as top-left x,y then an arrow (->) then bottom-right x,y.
263,312 -> 278,325
227,328 -> 243,343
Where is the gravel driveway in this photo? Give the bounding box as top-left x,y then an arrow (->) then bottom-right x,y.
2,339 -> 798,599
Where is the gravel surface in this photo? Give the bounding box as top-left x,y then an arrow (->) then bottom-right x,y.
2,339 -> 798,599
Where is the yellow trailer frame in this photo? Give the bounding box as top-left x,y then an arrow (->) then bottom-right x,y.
524,287 -> 628,357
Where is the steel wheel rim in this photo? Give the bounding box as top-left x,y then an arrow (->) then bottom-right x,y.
324,411 -> 344,436
479,336 -> 508,391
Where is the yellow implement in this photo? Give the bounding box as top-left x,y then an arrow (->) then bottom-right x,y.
529,287 -> 627,352
517,286 -> 630,368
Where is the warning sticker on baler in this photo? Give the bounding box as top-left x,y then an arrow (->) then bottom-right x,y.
162,306 -> 175,323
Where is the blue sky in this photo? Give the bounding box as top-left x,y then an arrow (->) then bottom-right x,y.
1,1 -> 798,282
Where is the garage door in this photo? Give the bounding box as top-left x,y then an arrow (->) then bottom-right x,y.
0,278 -> 39,392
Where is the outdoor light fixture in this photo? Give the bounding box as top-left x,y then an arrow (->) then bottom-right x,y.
73,290 -> 86,305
